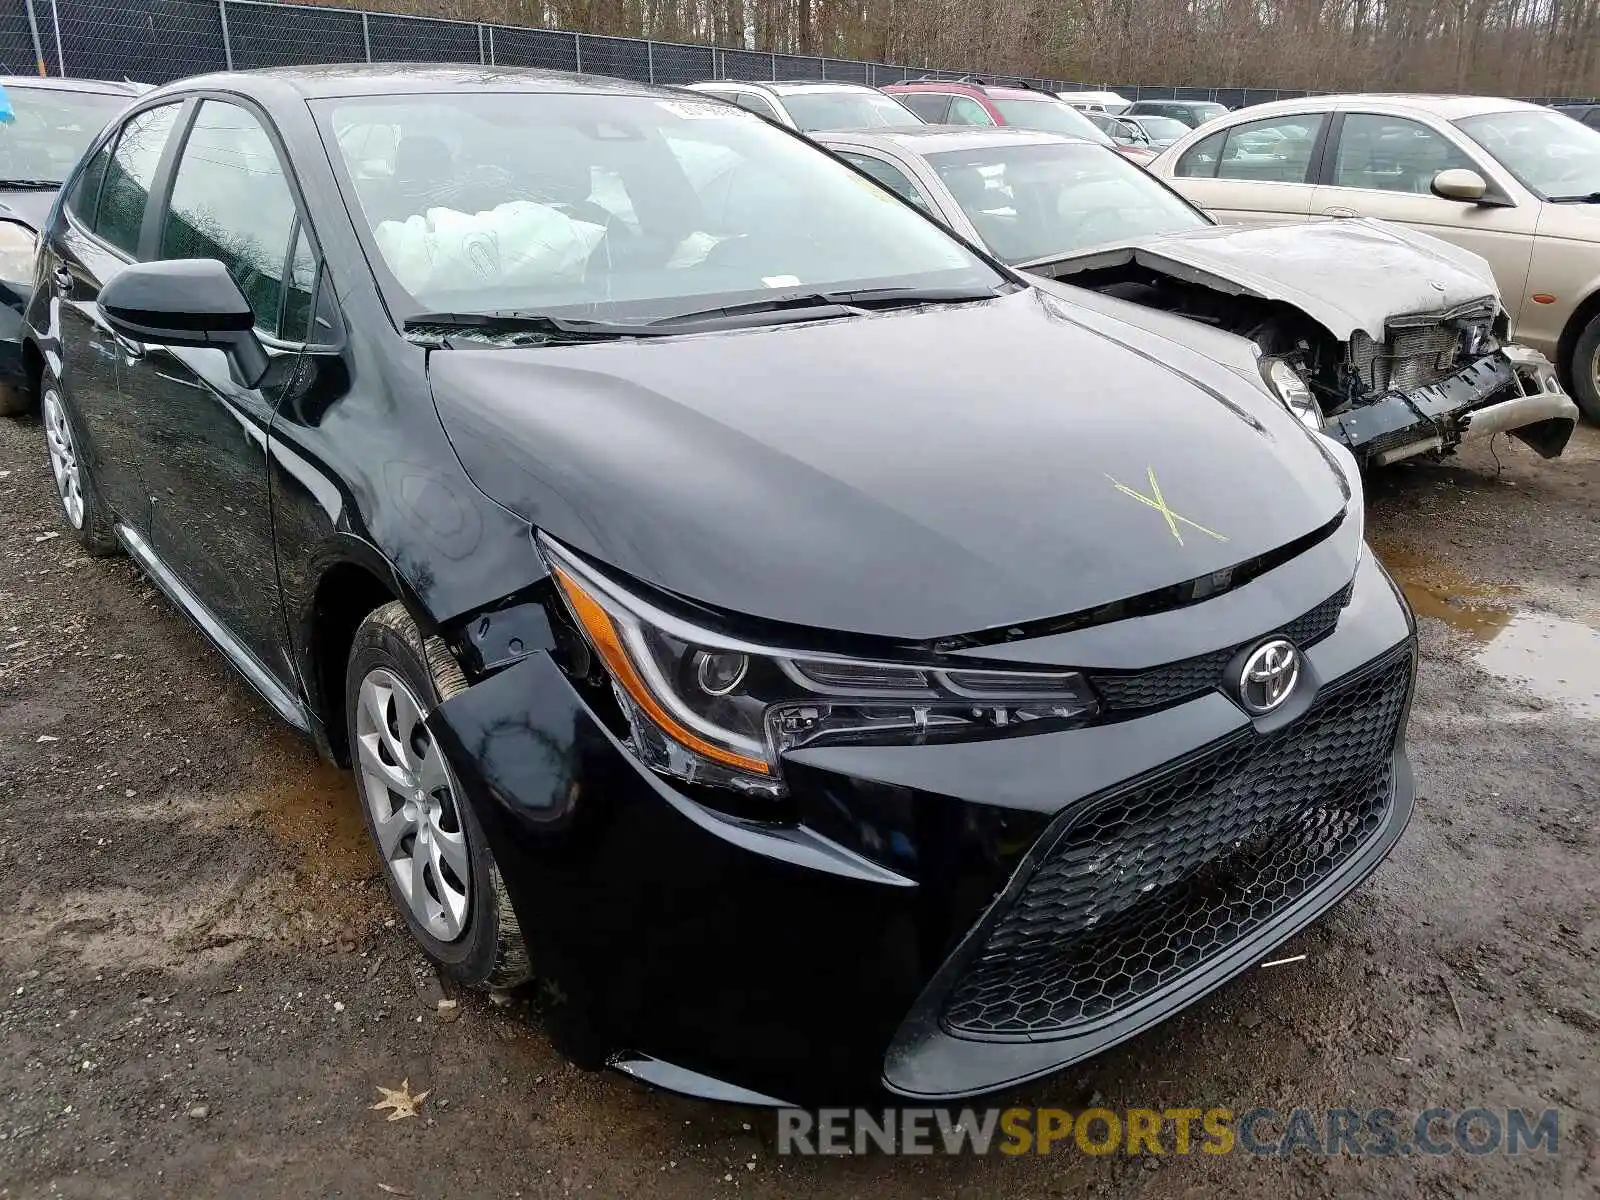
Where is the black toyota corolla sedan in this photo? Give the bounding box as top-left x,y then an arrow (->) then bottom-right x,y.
15,65 -> 1416,1105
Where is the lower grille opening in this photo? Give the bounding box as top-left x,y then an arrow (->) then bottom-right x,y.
942,651 -> 1411,1040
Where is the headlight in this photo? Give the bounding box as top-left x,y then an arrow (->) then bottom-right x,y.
1260,356 -> 1322,433
0,220 -> 37,286
540,536 -> 1099,797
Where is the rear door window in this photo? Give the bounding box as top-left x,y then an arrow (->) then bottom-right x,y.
1174,130 -> 1226,178
897,92 -> 951,123
1215,114 -> 1326,183
93,103 -> 182,255
68,139 -> 112,225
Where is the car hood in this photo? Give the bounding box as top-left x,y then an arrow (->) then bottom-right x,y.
429,287 -> 1348,641
0,188 -> 58,231
1023,218 -> 1500,341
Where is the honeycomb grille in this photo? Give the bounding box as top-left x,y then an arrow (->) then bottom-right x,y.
1089,586 -> 1350,712
942,651 -> 1411,1040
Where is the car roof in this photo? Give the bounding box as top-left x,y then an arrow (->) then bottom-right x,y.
765,80 -> 881,94
817,125 -> 1089,153
885,80 -> 1057,101
885,80 -> 984,93
1130,99 -> 1224,108
0,75 -> 144,95
689,79 -> 880,95
140,63 -> 674,102
1215,93 -> 1542,119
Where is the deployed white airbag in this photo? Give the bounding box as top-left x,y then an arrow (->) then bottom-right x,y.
374,201 -> 606,296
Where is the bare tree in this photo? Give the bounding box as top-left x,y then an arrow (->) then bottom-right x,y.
309,0 -> 1600,96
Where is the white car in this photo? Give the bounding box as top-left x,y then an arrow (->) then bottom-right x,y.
1058,90 -> 1131,115
682,80 -> 920,132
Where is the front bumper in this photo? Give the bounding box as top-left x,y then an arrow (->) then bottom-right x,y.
428,548 -> 1416,1104
1327,345 -> 1578,467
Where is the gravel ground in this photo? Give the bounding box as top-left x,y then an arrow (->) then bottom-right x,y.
1,413 -> 1596,1199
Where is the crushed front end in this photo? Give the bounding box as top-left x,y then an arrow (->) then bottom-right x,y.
1313,302 -> 1577,467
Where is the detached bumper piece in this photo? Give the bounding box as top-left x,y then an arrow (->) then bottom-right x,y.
1328,347 -> 1578,467
885,646 -> 1415,1098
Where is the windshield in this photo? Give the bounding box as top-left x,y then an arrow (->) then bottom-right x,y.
928,141 -> 1209,264
0,85 -> 127,185
1132,116 -> 1190,142
1455,109 -> 1600,200
779,89 -> 921,132
319,91 -> 1001,323
989,98 -> 1114,146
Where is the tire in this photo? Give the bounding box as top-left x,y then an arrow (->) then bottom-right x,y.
1571,312 -> 1600,424
40,373 -> 120,557
345,601 -> 531,990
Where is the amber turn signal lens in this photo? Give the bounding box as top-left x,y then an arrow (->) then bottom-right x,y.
551,564 -> 772,776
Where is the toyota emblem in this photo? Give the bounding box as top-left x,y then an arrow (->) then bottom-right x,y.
1238,639 -> 1300,714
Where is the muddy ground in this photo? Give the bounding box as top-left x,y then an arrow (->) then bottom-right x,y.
1,413 -> 1597,1199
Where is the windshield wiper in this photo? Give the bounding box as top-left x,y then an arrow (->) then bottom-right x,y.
647,285 -> 1005,328
0,178 -> 62,190
402,310 -> 679,344
1547,191 -> 1600,203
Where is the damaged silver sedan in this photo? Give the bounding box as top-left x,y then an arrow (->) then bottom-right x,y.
817,126 -> 1578,467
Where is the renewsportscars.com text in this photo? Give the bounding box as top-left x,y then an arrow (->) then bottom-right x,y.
776,1106 -> 1561,1157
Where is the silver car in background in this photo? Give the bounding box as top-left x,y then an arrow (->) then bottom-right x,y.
818,126 -> 1577,467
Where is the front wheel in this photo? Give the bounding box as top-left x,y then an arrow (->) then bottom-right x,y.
345,601 -> 531,990
40,374 -> 119,556
1570,313 -> 1600,423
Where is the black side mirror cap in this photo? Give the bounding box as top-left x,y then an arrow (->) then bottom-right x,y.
98,258 -> 270,388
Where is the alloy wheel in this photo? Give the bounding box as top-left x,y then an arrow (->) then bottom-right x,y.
42,388 -> 84,529
354,667 -> 472,941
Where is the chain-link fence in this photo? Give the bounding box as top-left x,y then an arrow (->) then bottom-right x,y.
2,0 -> 1595,106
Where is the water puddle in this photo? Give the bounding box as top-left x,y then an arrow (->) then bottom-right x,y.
1375,540 -> 1600,718
1472,612 -> 1600,719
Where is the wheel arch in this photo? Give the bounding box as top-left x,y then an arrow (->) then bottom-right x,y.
21,335 -> 44,400
304,556 -> 403,767
1556,285 -> 1600,388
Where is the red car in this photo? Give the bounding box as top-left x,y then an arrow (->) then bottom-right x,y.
882,77 -> 1158,164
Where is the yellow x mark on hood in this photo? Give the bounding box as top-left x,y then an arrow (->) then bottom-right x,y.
1106,466 -> 1229,547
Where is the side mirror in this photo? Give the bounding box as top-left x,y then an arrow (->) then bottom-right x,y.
1431,167 -> 1488,202
98,258 -> 269,388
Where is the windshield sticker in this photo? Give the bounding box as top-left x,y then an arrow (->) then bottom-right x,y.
0,84 -> 12,125
762,274 -> 801,288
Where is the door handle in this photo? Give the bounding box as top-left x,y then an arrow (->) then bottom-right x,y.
51,265 -> 73,296
1322,206 -> 1358,218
